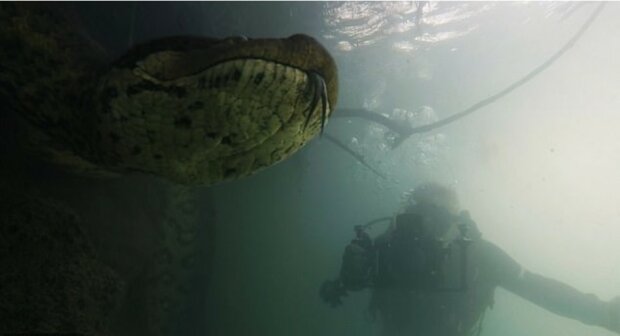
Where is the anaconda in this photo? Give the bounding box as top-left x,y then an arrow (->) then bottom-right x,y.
0,3 -> 338,336
0,3 -> 338,186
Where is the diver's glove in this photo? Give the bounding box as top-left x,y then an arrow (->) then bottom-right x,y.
320,279 -> 348,307
606,297 -> 620,333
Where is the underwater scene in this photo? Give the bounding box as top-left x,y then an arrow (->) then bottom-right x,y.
1,1 -> 620,336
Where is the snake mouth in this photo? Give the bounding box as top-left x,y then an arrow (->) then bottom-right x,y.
124,33 -> 338,118
196,58 -> 331,137
217,35 -> 335,137
303,71 -> 329,135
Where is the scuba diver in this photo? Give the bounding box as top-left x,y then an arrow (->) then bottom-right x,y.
320,182 -> 620,336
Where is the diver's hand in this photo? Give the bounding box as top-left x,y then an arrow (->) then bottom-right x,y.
607,297 -> 620,333
320,279 -> 348,307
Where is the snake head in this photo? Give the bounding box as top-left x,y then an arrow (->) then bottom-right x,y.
95,34 -> 338,185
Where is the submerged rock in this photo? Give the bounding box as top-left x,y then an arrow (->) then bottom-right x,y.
0,189 -> 125,335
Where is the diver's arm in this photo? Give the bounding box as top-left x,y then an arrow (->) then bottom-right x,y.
339,231 -> 374,291
482,241 -> 619,333
320,230 -> 375,307
504,270 -> 615,330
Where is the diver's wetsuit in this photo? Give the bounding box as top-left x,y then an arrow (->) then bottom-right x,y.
368,237 -> 611,336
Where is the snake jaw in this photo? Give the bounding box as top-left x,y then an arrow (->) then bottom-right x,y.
302,71 -> 329,135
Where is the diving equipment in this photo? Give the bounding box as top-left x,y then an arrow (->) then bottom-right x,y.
320,210 -> 474,307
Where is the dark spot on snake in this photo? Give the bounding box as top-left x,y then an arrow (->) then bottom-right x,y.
131,146 -> 141,155
283,146 -> 294,156
109,132 -> 120,143
126,85 -> 141,96
212,75 -> 225,89
188,101 -> 204,111
221,136 -> 232,145
253,72 -> 265,85
225,168 -> 236,177
173,86 -> 188,99
153,153 -> 162,160
174,116 -> 192,129
126,81 -> 187,98
232,68 -> 242,81
206,131 -> 218,138
146,130 -> 156,141
270,68 -> 278,82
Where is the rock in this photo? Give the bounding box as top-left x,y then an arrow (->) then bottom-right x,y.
0,189 -> 125,335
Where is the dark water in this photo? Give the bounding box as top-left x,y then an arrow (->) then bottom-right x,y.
7,2 -> 620,336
